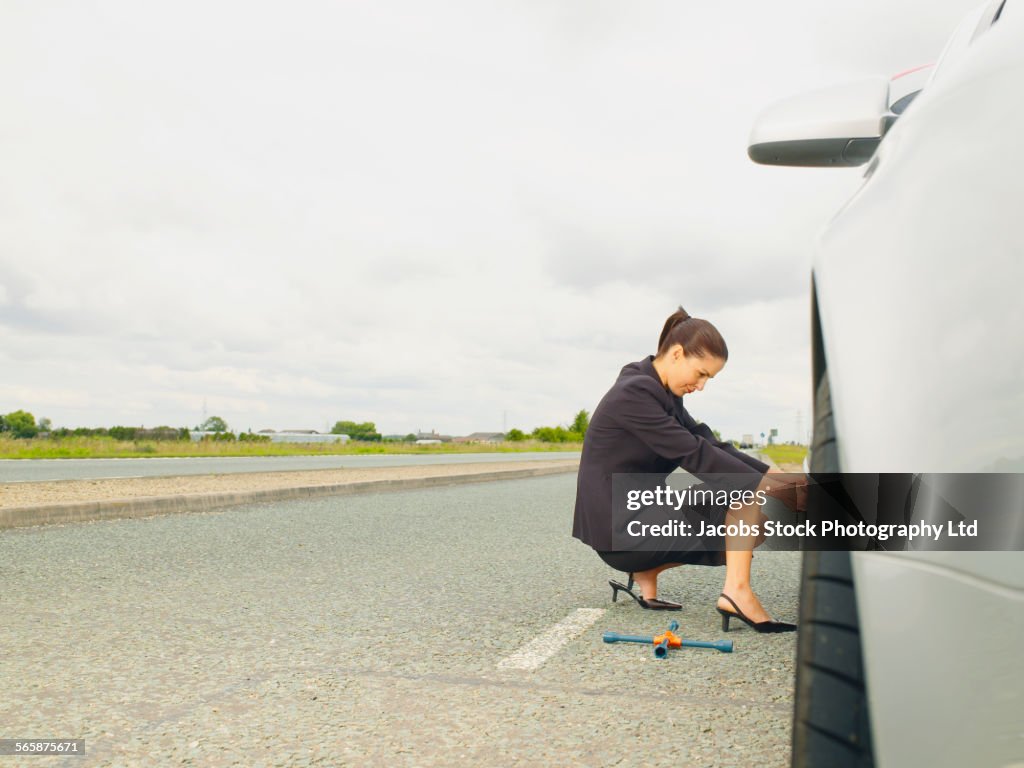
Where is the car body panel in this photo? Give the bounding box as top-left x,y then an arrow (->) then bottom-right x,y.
814,4 -> 1024,473
826,5 -> 1024,766
750,2 -> 1024,765
852,553 -> 1024,768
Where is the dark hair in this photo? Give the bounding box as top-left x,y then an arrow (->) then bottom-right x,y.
656,306 -> 728,360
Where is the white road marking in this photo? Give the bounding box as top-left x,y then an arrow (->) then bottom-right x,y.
496,608 -> 606,671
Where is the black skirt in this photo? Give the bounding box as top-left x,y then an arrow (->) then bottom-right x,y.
596,548 -> 725,573
595,485 -> 731,572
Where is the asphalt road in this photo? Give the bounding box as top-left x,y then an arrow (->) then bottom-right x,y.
0,473 -> 800,767
0,452 -> 582,484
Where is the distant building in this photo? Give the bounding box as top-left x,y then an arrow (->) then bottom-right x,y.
453,432 -> 506,443
261,430 -> 350,444
415,431 -> 453,443
191,429 -> 348,443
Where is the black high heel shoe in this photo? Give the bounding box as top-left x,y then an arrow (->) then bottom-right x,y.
608,574 -> 634,603
716,593 -> 796,633
609,574 -> 682,611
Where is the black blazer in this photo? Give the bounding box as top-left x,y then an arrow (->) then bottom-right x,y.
572,356 -> 769,551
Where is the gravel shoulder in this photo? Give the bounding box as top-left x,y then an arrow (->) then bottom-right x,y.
0,459 -> 580,510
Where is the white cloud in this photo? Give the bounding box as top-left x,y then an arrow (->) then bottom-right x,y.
0,0 -> 981,440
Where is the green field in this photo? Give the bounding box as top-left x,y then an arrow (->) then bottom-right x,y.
759,443 -> 808,466
0,436 -> 582,460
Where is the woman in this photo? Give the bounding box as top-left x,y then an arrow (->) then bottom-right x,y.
573,306 -> 802,632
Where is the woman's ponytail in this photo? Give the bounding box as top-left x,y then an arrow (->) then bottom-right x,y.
656,305 -> 728,360
657,307 -> 692,351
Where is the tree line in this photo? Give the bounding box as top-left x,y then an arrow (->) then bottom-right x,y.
0,410 -> 49,438
1,410 -> 593,443
0,410 -> 195,441
507,410 -> 589,443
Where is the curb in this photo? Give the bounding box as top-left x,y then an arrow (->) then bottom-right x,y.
0,464 -> 579,531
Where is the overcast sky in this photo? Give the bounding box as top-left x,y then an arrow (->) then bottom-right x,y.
0,1 -> 981,441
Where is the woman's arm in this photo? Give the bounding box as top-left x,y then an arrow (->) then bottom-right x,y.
676,401 -> 770,473
613,378 -> 759,476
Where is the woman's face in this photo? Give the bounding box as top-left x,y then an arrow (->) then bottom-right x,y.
661,345 -> 725,397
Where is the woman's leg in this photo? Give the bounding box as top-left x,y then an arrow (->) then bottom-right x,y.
721,500 -> 771,620
632,562 -> 683,599
720,550 -> 774,623
597,551 -> 686,600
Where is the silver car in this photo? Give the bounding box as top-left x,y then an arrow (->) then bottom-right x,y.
749,1 -> 1024,766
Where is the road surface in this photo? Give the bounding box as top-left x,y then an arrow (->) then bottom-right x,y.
0,472 -> 799,766
0,452 -> 582,484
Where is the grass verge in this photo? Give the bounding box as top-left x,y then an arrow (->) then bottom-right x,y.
759,444 -> 808,466
0,436 -> 582,460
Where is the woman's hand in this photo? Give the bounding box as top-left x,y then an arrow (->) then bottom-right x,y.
759,470 -> 810,514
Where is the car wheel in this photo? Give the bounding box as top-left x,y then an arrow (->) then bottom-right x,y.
796,298 -> 874,765
810,360 -> 839,474
791,550 -> 875,768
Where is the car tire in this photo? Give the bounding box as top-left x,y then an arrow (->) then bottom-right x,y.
790,550 -> 875,768
795,350 -> 875,767
810,368 -> 839,474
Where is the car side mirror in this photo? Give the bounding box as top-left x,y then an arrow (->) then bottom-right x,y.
748,77 -> 894,167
